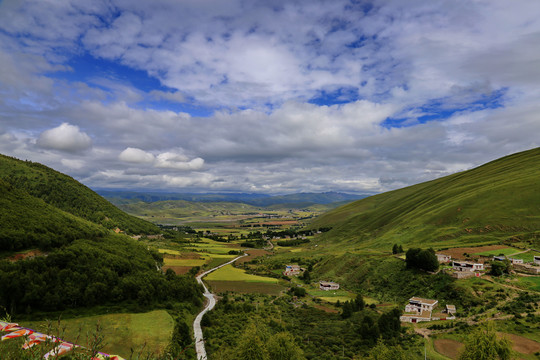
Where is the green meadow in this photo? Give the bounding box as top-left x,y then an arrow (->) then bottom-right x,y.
472,247 -> 521,257
205,264 -> 278,283
309,147 -> 540,252
22,310 -> 174,357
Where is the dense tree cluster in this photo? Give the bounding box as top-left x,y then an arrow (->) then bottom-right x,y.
0,235 -> 203,315
203,294 -> 412,359
489,259 -> 512,276
405,248 -> 439,272
392,244 -> 404,254
341,293 -> 366,319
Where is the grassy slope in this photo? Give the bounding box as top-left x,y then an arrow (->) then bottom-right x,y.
117,200 -> 261,218
0,179 -> 106,251
0,154 -> 158,234
310,147 -> 540,250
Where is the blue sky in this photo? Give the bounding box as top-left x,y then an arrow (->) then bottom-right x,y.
0,0 -> 539,194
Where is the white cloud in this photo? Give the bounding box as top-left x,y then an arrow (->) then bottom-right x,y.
119,147 -> 155,163
37,123 -> 92,152
155,152 -> 205,170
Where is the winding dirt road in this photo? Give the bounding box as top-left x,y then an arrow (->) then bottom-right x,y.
193,254 -> 247,360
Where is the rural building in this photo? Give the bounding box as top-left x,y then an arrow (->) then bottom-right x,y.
534,256 -> 540,265
436,254 -> 452,263
445,305 -> 456,314
319,281 -> 340,291
400,297 -> 439,323
283,265 -> 302,276
513,263 -> 540,275
405,297 -> 438,313
452,261 -> 484,272
492,256 -> 523,264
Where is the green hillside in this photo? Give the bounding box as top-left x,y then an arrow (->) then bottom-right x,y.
0,154 -> 158,235
0,154 -> 202,317
0,179 -> 106,251
310,147 -> 540,250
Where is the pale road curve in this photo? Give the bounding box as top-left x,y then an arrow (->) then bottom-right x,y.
193,253 -> 248,360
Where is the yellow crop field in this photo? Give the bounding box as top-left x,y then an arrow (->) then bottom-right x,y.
205,264 -> 278,283
164,258 -> 207,266
158,249 -> 182,255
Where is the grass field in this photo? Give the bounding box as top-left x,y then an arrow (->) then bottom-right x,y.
517,276 -> 540,291
473,247 -> 521,257
206,280 -> 284,295
306,289 -> 356,303
205,264 -> 278,283
511,250 -> 540,263
22,310 -> 174,357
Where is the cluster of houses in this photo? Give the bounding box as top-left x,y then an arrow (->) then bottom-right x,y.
436,252 -> 540,277
400,297 -> 456,323
282,265 -> 340,291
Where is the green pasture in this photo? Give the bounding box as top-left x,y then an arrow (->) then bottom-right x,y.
22,310 -> 174,358
206,280 -> 284,295
205,264 -> 278,283
306,288 -> 356,303
510,250 -> 540,263
517,276 -> 540,291
473,247 -> 520,257
183,240 -> 236,254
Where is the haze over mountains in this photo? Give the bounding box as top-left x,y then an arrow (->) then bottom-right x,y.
98,190 -> 368,207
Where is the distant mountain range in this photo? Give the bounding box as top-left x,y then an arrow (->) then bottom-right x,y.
97,190 -> 369,207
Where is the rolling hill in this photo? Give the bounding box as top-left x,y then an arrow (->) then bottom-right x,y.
0,154 -> 202,316
0,154 -> 159,236
309,147 -> 540,250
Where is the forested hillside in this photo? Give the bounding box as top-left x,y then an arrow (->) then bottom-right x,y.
0,154 -> 159,235
0,179 -> 106,251
310,147 -> 540,250
0,154 -> 202,318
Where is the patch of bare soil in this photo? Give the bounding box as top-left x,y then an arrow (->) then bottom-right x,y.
499,333 -> 540,354
9,249 -> 45,262
162,266 -> 192,275
433,338 -> 464,359
235,249 -> 271,264
439,245 -> 508,260
313,304 -> 338,313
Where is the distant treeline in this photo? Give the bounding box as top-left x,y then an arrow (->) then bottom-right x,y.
276,238 -> 310,247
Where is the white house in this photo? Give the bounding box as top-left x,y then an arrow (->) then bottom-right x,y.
452,261 -> 484,272
534,256 -> 540,265
283,265 -> 302,276
400,297 -> 439,323
436,254 -> 452,263
405,297 -> 438,313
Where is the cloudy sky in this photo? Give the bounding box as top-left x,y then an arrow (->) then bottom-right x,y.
1,0 -> 539,194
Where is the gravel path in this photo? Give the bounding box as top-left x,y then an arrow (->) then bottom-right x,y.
193,254 -> 247,360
